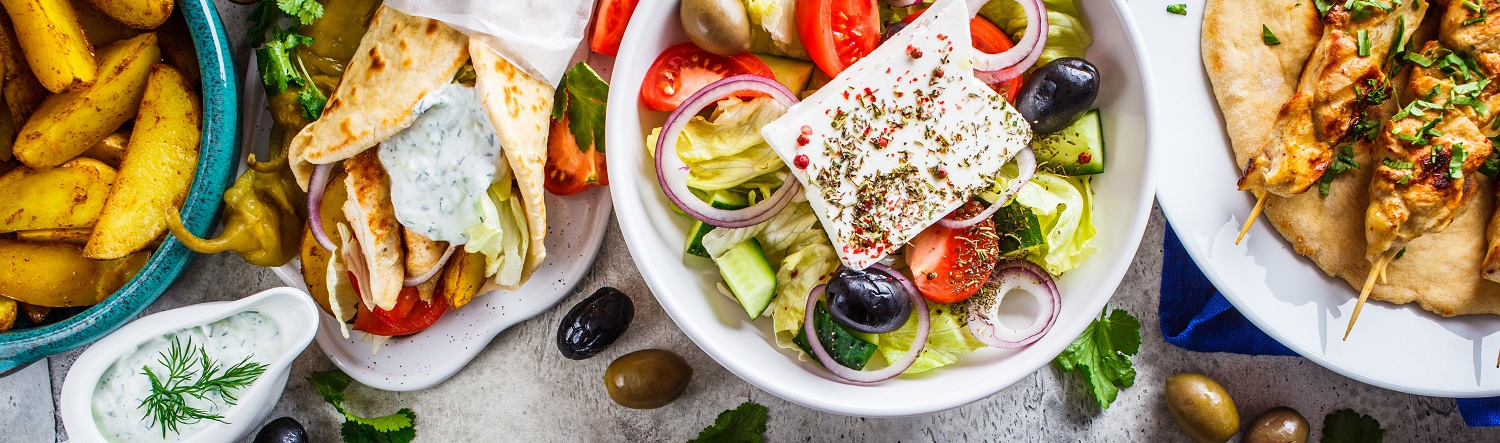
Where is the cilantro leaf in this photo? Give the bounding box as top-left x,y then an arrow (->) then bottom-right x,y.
1166,4 -> 1187,15
247,1 -> 279,47
1263,25 -> 1282,46
1449,143 -> 1468,179
308,370 -> 417,443
277,0 -> 324,25
258,28 -> 314,94
689,401 -> 769,443
1054,308 -> 1141,409
552,62 -> 610,153
1317,146 -> 1360,196
298,84 -> 328,121
1321,409 -> 1384,443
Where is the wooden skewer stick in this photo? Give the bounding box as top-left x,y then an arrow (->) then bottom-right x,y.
1495,348 -> 1499,368
1344,252 -> 1396,341
1236,192 -> 1269,245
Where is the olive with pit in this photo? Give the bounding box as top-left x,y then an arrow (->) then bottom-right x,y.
604,349 -> 693,409
1165,372 -> 1240,443
253,417 -> 306,443
1014,57 -> 1100,135
680,0 -> 751,56
1245,407 -> 1310,443
825,267 -> 912,334
557,287 -> 635,360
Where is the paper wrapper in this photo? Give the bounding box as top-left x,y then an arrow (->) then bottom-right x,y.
382,0 -> 595,86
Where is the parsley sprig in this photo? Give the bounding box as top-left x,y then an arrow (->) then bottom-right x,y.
138,337 -> 268,438
308,369 -> 418,443
551,62 -> 610,153
689,401 -> 770,442
249,0 -> 328,121
1054,307 -> 1141,409
1322,408 -> 1385,443
1319,146 -> 1360,196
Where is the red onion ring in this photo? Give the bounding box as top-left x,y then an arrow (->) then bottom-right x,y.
655,75 -> 803,228
402,244 -> 458,287
967,260 -> 1059,348
973,0 -> 1049,84
803,264 -> 930,384
307,163 -> 338,251
886,0 -> 922,6
937,146 -> 1037,229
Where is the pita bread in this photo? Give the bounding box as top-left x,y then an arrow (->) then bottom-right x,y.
288,6 -> 470,189
1205,0 -> 1500,316
470,39 -> 551,288
343,150 -> 405,311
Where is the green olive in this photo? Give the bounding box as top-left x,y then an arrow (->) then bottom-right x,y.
1245,407 -> 1310,443
604,349 -> 693,409
1165,373 -> 1240,443
680,0 -> 751,56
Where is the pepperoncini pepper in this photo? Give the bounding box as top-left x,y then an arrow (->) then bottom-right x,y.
166,164 -> 304,267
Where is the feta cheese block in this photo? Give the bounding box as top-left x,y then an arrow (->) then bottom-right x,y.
758,0 -> 1033,270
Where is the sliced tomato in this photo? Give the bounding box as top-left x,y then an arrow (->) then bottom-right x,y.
589,0 -> 640,56
639,42 -> 775,112
350,281 -> 447,337
904,201 -> 1001,304
797,0 -> 880,77
901,10 -> 1024,102
545,116 -> 608,196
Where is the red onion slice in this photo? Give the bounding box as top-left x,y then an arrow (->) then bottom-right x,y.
937,146 -> 1037,229
967,260 -> 1059,348
307,163 -> 338,251
803,263 -> 930,384
655,75 -> 803,228
886,0 -> 922,6
402,244 -> 458,287
973,0 -> 1049,84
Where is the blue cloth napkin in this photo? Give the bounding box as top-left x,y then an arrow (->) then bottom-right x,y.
1159,224 -> 1499,427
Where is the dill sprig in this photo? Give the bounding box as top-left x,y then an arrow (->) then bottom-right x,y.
138,337 -> 268,438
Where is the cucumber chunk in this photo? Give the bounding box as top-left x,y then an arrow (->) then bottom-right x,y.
793,301 -> 878,370
755,54 -> 816,96
1033,109 -> 1105,175
684,191 -> 750,258
714,239 -> 777,319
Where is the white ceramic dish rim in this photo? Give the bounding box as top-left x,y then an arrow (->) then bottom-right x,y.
1138,1 -> 1500,398
607,0 -> 1159,416
58,287 -> 320,443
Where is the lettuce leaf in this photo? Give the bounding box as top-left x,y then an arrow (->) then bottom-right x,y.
979,0 -> 1093,69
747,0 -> 809,59
645,97 -> 789,191
878,302 -> 986,374
463,180 -> 529,286
1011,172 -> 1097,275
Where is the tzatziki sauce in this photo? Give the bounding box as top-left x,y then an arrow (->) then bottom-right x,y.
91,311 -> 283,442
379,83 -> 505,244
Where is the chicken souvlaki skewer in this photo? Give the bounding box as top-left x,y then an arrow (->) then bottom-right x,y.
1347,38 -> 1496,339
1453,0 -> 1500,284
1235,2 -> 1428,244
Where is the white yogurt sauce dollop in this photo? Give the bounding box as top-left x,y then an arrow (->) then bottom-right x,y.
379,83 -> 505,244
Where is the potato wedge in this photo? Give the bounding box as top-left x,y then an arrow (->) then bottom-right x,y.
0,12 -> 45,129
84,64 -> 199,259
300,223 -> 334,315
0,296 -> 14,331
13,32 -> 158,169
80,129 -> 128,167
19,302 -> 48,324
83,0 -> 169,30
0,157 -> 116,233
0,240 -> 148,307
0,0 -> 95,93
441,250 -> 488,310
17,227 -> 91,244
70,0 -> 139,46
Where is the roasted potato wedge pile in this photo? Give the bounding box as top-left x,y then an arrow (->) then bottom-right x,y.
0,1 -> 198,332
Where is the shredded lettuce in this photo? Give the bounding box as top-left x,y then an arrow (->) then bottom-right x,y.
747,0 -> 809,59
979,0 -> 1093,69
877,302 -> 986,374
645,97 -> 789,191
463,180 -> 530,286
1011,172 -> 1097,275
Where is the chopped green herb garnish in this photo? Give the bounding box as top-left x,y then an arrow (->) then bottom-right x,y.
1394,247 -> 1407,260
1316,0 -> 1335,16
138,337 -> 267,438
1450,143 -> 1469,179
1322,408 -> 1385,443
1382,159 -> 1415,169
1263,25 -> 1282,46
1463,0 -> 1489,25
1318,145 -> 1360,196
249,0 -> 328,122
1357,30 -> 1372,57
1167,4 -> 1187,15
1403,51 -> 1435,67
308,370 -> 417,443
689,402 -> 770,443
1479,150 -> 1500,180
1054,308 -> 1141,409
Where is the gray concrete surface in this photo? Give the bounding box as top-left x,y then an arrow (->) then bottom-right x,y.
10,1 -> 1500,441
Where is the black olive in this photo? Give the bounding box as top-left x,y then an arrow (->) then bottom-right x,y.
557,287 -> 635,360
881,21 -> 910,43
825,267 -> 912,334
1014,58 -> 1100,135
253,417 -> 306,443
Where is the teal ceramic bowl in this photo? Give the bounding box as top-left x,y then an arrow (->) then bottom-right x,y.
0,0 -> 239,375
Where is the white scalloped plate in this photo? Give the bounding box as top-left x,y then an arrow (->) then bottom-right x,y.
1137,1 -> 1500,397
241,49 -> 613,392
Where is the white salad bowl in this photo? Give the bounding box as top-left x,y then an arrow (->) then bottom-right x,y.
606,0 -> 1158,416
59,288 -> 320,443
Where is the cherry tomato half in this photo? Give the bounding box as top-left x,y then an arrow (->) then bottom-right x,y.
796,0 -> 881,78
350,280 -> 448,337
904,202 -> 1001,304
590,0 -> 640,57
639,42 -> 775,112
545,116 -> 608,196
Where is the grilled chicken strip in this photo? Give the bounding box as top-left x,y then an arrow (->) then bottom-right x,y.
1238,3 -> 1428,196
1446,0 -> 1500,281
343,150 -> 406,311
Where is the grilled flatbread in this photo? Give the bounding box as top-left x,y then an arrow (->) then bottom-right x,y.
1206,0 -> 1500,316
288,6 -> 469,189
470,39 -> 551,288
343,150 -> 405,311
